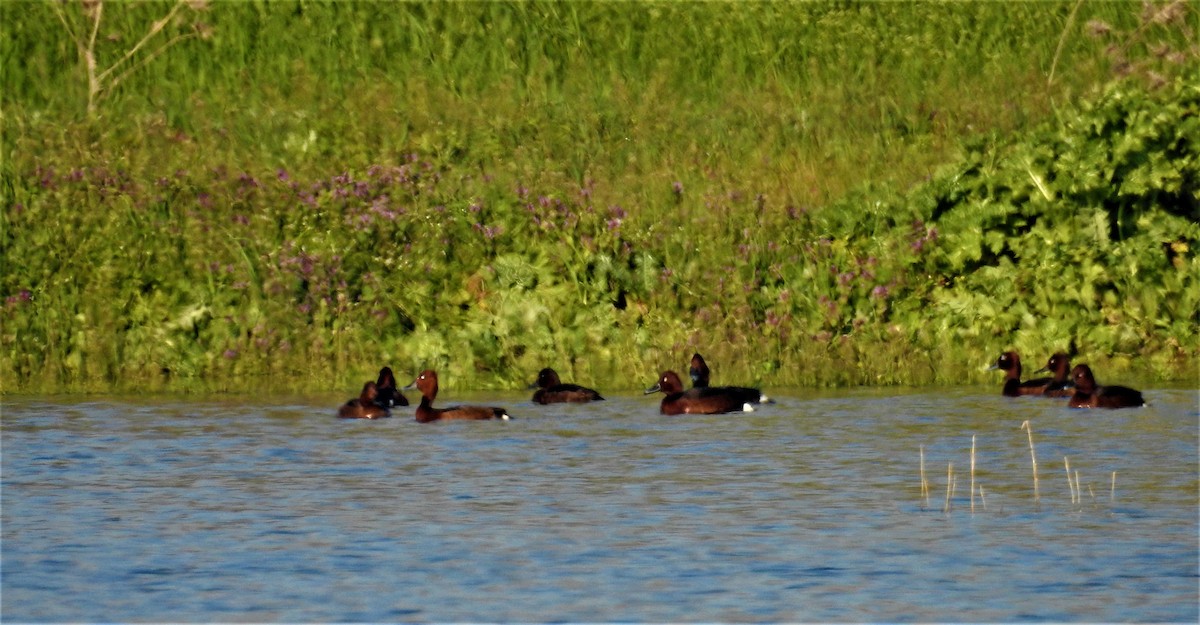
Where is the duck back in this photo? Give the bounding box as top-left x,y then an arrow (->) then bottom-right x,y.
1067,364 -> 1145,409
648,370 -> 753,415
338,381 -> 391,419
688,353 -> 770,403
409,369 -> 512,423
374,366 -> 409,407
530,367 -> 604,404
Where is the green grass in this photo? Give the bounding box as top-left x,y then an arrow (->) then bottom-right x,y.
2,1 -> 1197,393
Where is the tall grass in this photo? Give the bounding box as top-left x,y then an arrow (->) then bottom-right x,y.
2,1 -> 1197,392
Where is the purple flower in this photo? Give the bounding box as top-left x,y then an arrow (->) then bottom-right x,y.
222,349 -> 238,360
871,285 -> 889,299
277,169 -> 290,182
5,290 -> 32,307
672,181 -> 684,196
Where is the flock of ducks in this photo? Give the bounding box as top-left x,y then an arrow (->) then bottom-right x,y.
337,350 -> 1146,421
989,351 -> 1145,408
336,353 -> 769,421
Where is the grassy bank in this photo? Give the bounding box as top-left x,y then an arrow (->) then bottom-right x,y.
2,1 -> 1197,393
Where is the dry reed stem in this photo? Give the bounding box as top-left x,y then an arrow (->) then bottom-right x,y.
1065,456 -> 1075,504
1111,471 -> 1117,502
944,462 -> 954,513
919,445 -> 930,508
978,485 -> 987,511
970,435 -> 977,513
1021,420 -> 1040,503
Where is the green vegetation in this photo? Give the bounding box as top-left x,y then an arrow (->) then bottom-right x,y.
2,1 -> 1197,393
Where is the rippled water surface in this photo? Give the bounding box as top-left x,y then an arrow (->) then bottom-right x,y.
3,387 -> 1197,622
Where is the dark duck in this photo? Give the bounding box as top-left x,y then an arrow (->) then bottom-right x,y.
407,369 -> 511,423
529,367 -> 604,404
1068,364 -> 1145,409
646,370 -> 754,415
688,353 -> 771,404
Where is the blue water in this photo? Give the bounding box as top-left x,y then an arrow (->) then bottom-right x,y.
3,387 -> 1197,622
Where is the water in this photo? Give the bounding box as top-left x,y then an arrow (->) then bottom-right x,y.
3,387 -> 1197,622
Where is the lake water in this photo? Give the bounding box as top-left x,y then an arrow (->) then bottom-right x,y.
3,386 -> 1197,622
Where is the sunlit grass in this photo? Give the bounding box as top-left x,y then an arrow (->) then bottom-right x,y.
2,1 -> 1196,393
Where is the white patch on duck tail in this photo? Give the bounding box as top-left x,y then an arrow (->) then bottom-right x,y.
742,403 -> 755,412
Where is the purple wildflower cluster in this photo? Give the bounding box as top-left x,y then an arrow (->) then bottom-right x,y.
910,220 -> 939,253
35,165 -> 137,198
5,290 -> 32,307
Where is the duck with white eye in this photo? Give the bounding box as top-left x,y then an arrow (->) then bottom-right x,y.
405,369 -> 512,423
646,370 -> 755,416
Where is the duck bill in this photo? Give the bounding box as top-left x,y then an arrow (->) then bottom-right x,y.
644,383 -> 661,395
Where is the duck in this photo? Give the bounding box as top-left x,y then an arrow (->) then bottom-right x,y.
373,366 -> 409,407
529,367 -> 604,404
1068,364 -> 1145,408
1034,353 -> 1075,398
337,381 -> 391,419
645,370 -> 754,415
407,369 -> 511,423
989,351 -> 1053,397
688,353 -> 771,404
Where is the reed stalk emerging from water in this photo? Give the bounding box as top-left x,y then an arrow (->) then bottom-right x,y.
1111,471 -> 1117,502
919,445 -> 930,508
944,462 -> 955,513
970,435 -> 977,513
1020,420 -> 1040,503
1065,456 -> 1077,504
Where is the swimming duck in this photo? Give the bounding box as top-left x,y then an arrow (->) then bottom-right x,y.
646,370 -> 754,415
337,381 -> 391,419
374,366 -> 409,407
529,367 -> 604,404
1034,353 -> 1075,398
989,351 -> 1053,397
688,353 -> 771,404
407,369 -> 511,423
1068,364 -> 1145,409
